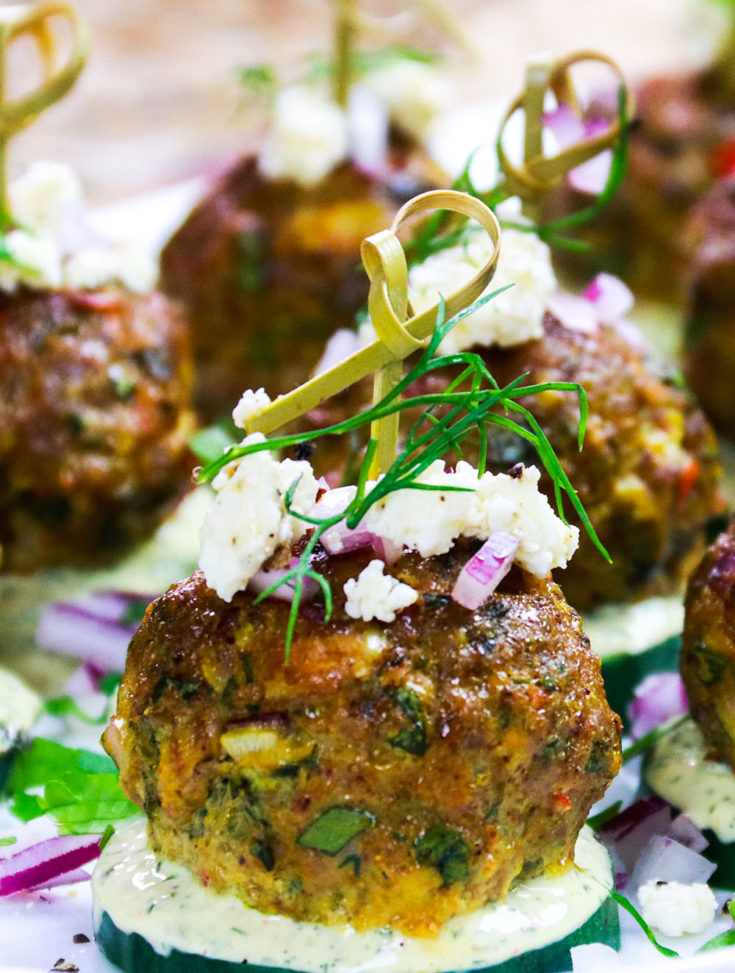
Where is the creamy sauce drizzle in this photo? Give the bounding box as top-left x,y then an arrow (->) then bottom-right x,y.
0,668 -> 39,755
582,596 -> 683,660
93,825 -> 612,972
645,717 -> 735,843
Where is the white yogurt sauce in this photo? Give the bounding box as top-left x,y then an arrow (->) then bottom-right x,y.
93,824 -> 612,972
645,717 -> 735,843
0,668 -> 39,755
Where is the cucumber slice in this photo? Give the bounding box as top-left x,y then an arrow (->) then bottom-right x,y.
601,635 -> 680,727
97,897 -> 619,973
93,824 -> 619,973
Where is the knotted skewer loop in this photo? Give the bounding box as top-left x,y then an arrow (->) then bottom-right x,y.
246,189 -> 501,472
496,51 -> 633,216
0,1 -> 89,227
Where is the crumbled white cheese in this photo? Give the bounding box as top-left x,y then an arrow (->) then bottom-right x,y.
199,433 -> 319,601
259,86 -> 349,187
403,227 -> 555,354
64,243 -> 157,294
637,880 -> 717,938
0,230 -> 62,290
344,559 -> 418,622
232,388 -> 272,429
0,162 -> 157,294
361,60 -> 451,143
10,160 -> 82,235
361,461 -> 578,576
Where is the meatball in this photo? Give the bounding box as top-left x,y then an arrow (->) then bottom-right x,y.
160,143 -> 444,420
682,177 -> 735,438
0,287 -> 195,572
105,541 -> 621,936
681,520 -> 735,769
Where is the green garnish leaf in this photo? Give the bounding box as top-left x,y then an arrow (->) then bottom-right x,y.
8,738 -> 138,834
586,800 -> 622,832
297,807 -> 374,855
388,687 -> 427,756
622,716 -> 687,765
414,824 -> 470,886
699,928 -> 735,953
0,836 -> 17,847
43,695 -> 109,726
190,422 -> 239,466
98,673 -> 123,698
236,64 -> 278,104
611,891 -> 679,958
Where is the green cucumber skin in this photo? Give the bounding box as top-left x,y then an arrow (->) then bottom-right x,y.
0,749 -> 15,793
96,897 -> 620,973
601,636 -> 680,727
704,830 -> 735,890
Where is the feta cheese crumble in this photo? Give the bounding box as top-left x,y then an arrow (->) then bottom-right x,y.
361,461 -> 578,575
361,60 -> 451,143
199,433 -> 319,601
233,388 -> 272,429
0,161 -> 156,294
359,226 -> 556,355
637,880 -> 717,938
344,559 -> 419,622
259,87 -> 349,187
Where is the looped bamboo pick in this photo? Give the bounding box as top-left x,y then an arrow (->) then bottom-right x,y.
246,188 -> 501,476
0,1 -> 89,227
496,51 -> 633,222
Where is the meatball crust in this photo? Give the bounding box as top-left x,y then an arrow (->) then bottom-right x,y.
480,313 -> 722,610
160,143 -> 444,420
682,177 -> 735,439
0,287 -> 195,572
681,520 -> 735,770
106,542 -> 620,935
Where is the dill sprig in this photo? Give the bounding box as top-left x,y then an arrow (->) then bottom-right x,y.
198,295 -> 607,660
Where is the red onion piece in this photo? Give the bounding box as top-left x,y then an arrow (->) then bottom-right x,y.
0,835 -> 101,897
670,813 -> 709,854
36,591 -> 153,670
630,834 -> 716,891
27,868 -> 91,892
546,291 -> 599,333
543,105 -> 586,147
543,107 -> 612,195
249,559 -> 319,603
313,329 -> 362,377
452,532 -> 519,610
628,672 -> 689,741
568,148 -> 612,195
598,796 -> 673,873
582,273 -> 634,323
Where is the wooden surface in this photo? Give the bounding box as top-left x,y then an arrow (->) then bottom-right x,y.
5,0 -> 725,204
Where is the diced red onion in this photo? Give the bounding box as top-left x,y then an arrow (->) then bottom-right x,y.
35,591 -> 153,670
27,868 -> 91,892
348,84 -> 390,180
0,835 -> 101,896
249,559 -> 319,603
313,329 -> 363,377
669,813 -> 709,854
630,834 -> 716,891
452,532 -> 519,610
568,148 -> 612,195
628,672 -> 689,741
598,795 -> 673,873
543,107 -> 612,195
582,273 -> 634,323
546,291 -> 599,333
370,534 -> 402,566
543,105 -> 586,147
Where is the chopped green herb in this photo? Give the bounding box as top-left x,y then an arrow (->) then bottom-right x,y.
297,807 -> 374,855
8,738 -> 138,835
414,824 -> 470,886
388,686 -> 427,756
339,853 -> 362,877
0,836 -> 17,847
622,716 -> 687,765
43,696 -> 108,726
586,800 -> 622,831
611,891 -> 679,958
117,599 -> 151,628
190,422 -> 240,466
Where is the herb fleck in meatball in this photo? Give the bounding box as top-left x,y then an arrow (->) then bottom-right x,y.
105,541 -> 620,935
681,520 -> 735,769
0,287 -> 195,572
159,144 -> 444,420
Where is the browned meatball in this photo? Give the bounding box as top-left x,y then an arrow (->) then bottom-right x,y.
104,542 -> 620,936
305,312 -> 722,611
682,177 -> 735,438
160,141 -> 445,420
0,287 -> 195,572
681,520 -> 735,769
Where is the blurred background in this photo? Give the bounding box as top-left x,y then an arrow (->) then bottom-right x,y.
4,0 -> 729,203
